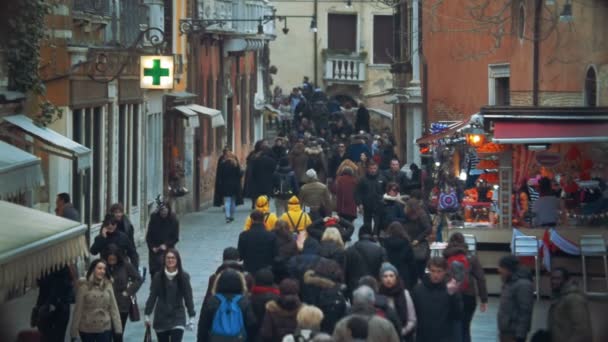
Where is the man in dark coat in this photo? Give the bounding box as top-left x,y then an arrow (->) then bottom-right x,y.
55,192 -> 80,221
249,147 -> 278,203
90,214 -> 139,268
110,203 -> 136,247
355,162 -> 386,236
35,266 -> 74,342
547,267 -> 592,342
344,225 -> 386,297
238,210 -> 278,274
497,256 -> 535,342
355,103 -> 370,133
383,159 -> 409,193
328,142 -> 348,180
146,203 -> 180,277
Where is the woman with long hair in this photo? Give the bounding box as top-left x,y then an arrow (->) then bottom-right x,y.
144,249 -> 195,342
70,259 -> 122,342
403,199 -> 433,283
102,245 -> 142,342
319,227 -> 346,271
381,222 -> 416,290
378,262 -> 417,341
215,149 -> 244,223
146,201 -> 180,278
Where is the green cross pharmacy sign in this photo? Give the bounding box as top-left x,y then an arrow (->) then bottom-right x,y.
140,56 -> 174,89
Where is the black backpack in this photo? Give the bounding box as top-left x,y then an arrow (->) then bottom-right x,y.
316,286 -> 347,333
275,172 -> 295,199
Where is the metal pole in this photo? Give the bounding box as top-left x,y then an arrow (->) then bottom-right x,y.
313,0 -> 318,87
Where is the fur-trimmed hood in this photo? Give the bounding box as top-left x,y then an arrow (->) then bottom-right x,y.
266,299 -> 302,316
303,270 -> 337,289
305,145 -> 324,155
383,194 -> 409,205
211,269 -> 248,296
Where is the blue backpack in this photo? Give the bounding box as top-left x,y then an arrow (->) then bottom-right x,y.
210,294 -> 246,342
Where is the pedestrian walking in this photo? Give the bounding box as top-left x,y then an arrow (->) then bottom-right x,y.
319,227 -> 346,270
289,142 -> 310,187
328,143 -> 347,181
335,166 -> 358,223
90,214 -> 139,269
497,256 -> 535,342
203,247 -> 248,305
197,269 -> 257,342
250,146 -> 279,202
355,103 -> 370,133
55,192 -> 80,221
378,182 -> 408,234
260,279 -> 304,342
305,142 -> 328,184
214,150 -> 244,223
250,267 -> 280,332
144,249 -> 196,342
238,210 -> 278,274
109,203 -> 136,249
344,225 -> 386,297
273,158 -> 300,216
244,141 -> 265,207
547,267 -> 592,342
70,259 -> 122,342
34,265 -> 74,342
272,137 -> 288,163
403,199 -> 432,284
383,159 -> 409,194
333,286 -> 400,342
279,196 -> 313,232
380,222 -> 416,290
307,216 -> 354,243
287,237 -> 321,284
443,232 -> 488,342
299,169 -> 332,220
281,305 -> 324,342
102,245 -> 143,342
412,257 -> 463,342
273,220 -> 299,283
244,195 -> 279,231
146,201 -> 179,278
378,263 -> 416,341
346,136 -> 371,163
357,276 -> 403,336
355,162 -> 385,236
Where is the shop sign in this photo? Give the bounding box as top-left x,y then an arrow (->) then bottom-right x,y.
536,152 -> 562,167
140,56 -> 173,89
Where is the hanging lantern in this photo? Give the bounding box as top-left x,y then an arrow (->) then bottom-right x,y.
465,127 -> 486,147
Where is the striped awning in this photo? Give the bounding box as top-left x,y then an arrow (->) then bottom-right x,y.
0,141 -> 45,197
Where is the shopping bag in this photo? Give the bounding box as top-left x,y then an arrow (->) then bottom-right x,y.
143,326 -> 153,342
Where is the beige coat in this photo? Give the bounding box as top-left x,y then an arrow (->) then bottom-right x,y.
70,277 -> 122,337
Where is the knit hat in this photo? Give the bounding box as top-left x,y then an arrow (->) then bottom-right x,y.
305,168 -> 318,181
379,262 -> 399,278
324,217 -> 339,227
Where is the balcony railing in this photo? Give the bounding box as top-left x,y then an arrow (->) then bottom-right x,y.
73,0 -> 111,17
324,51 -> 366,84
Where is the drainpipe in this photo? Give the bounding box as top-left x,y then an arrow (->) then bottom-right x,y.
313,0 -> 318,87
532,0 -> 541,106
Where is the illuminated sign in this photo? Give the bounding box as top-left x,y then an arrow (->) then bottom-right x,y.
140,56 -> 174,89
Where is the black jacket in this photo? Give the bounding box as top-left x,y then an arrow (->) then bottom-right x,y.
355,106 -> 370,133
250,153 -> 278,199
344,237 -> 386,293
412,275 -> 463,342
146,212 -> 179,275
381,236 -> 416,290
107,261 -> 143,313
328,152 -> 347,179
379,197 -> 408,232
250,286 -> 280,336
272,166 -> 300,200
238,223 -> 278,274
197,293 -> 257,342
145,271 -> 196,332
37,266 -> 74,308
307,218 -> 355,242
355,173 -> 386,209
383,170 -> 409,194
319,241 -> 346,270
90,230 -> 139,268
214,158 -> 244,206
116,215 -> 135,247
497,268 -> 535,339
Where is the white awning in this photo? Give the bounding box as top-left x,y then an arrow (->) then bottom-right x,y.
0,141 -> 45,197
2,115 -> 91,171
0,201 -> 88,292
175,104 -> 225,128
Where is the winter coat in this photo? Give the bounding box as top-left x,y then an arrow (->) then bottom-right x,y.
497,268 -> 535,340
116,215 -> 136,247
279,196 -> 313,232
412,275 -> 463,342
355,106 -> 370,133
442,244 -> 488,302
333,304 -> 400,342
378,145 -> 396,171
244,151 -> 258,199
305,146 -> 329,184
260,299 -> 302,342
107,261 -> 143,313
329,153 -> 347,179
238,222 -> 278,274
71,277 -> 122,337
547,281 -> 592,342
36,266 -> 74,309
379,286 -> 417,337
272,166 -> 300,200
346,143 -> 371,163
355,173 -> 386,209
90,230 -> 139,268
203,261 -> 248,306
319,241 -> 346,270
287,239 -> 322,283
272,145 -> 288,163
146,211 -> 179,275
251,286 -> 281,333
301,269 -> 347,333
144,271 -> 196,332
344,238 -> 386,294
299,181 -> 332,217
251,153 -> 279,198
379,195 -> 408,232
61,203 -> 80,222
245,196 -> 279,231
403,213 -> 432,244
197,293 -> 257,342
307,218 -> 355,242
214,157 -> 244,206
335,174 -> 358,217
383,170 -> 409,194
381,236 -> 416,290
374,294 -> 403,337
289,144 -> 310,184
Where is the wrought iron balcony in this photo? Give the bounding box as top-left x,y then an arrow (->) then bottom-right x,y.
323,51 -> 366,84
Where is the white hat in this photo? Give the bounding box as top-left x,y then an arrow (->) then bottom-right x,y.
306,169 -> 318,180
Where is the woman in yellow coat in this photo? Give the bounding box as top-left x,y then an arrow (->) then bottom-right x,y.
244,195 -> 278,231
280,196 -> 313,232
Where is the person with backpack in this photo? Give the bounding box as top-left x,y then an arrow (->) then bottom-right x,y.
260,279 -> 303,342
299,169 -> 332,220
273,158 -> 300,216
244,196 -> 279,231
145,249 -> 196,342
239,210 -> 279,274
378,263 -> 416,341
197,269 -> 257,342
204,247 -> 248,305
280,196 -> 313,232
443,232 -> 488,342
281,305 -> 324,342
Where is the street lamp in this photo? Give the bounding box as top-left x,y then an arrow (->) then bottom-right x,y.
559,1 -> 573,22
345,0 -> 353,8
310,17 -> 318,32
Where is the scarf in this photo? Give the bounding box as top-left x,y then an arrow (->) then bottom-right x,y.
165,268 -> 178,280
379,282 -> 409,326
251,286 -> 280,296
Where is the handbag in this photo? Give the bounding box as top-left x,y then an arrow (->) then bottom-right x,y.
412,240 -> 430,261
143,326 -> 153,342
129,296 -> 141,322
439,187 -> 459,212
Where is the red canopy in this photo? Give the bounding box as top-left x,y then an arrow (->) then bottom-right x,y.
492,121 -> 608,144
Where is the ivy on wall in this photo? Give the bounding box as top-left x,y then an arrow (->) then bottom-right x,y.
3,0 -> 62,127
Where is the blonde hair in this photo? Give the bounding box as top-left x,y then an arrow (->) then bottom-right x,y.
321,227 -> 344,248
296,305 -> 324,330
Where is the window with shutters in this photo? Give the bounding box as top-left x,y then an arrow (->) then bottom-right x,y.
328,14 -> 357,52
373,15 -> 394,64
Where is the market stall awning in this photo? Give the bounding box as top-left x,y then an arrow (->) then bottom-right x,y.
0,141 -> 45,197
175,104 -> 225,128
493,121 -> 608,144
0,201 -> 88,291
2,115 -> 91,171
416,118 -> 471,145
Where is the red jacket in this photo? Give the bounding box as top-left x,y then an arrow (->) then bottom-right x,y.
336,174 -> 358,217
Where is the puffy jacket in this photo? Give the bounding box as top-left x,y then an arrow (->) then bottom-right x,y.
280,196 -> 312,232
547,281 -> 592,342
197,293 -> 257,342
344,238 -> 386,294
355,173 -> 386,209
260,299 -> 302,342
245,195 -> 279,231
299,181 -> 331,216
497,268 -> 535,339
